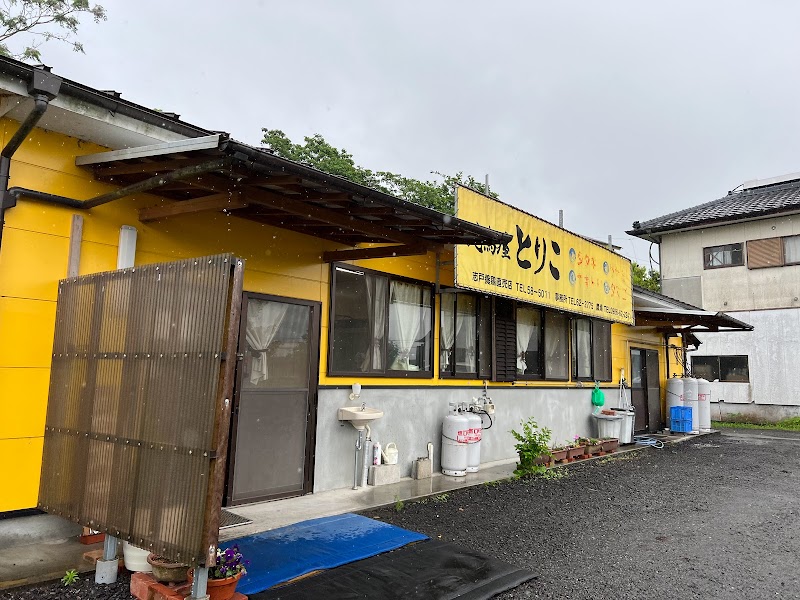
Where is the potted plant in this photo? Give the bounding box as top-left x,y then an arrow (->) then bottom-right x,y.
601,437 -> 619,453
510,417 -> 552,478
188,545 -> 248,600
147,554 -> 188,583
566,436 -> 586,461
550,445 -> 569,463
581,437 -> 603,457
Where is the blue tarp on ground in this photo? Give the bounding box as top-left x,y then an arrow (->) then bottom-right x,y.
223,513 -> 428,595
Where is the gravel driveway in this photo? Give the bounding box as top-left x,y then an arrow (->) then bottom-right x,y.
370,429 -> 800,599
4,429 -> 798,599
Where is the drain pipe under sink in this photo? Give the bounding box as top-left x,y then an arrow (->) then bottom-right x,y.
362,423 -> 372,488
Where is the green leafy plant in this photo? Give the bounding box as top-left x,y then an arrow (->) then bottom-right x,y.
510,417 -> 552,478
261,129 -> 497,214
394,495 -> 405,512
0,1 -> 107,62
61,568 -> 79,586
432,493 -> 450,503
712,417 -> 800,431
540,468 -> 568,481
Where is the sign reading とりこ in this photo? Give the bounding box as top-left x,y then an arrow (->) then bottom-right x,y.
454,187 -> 634,325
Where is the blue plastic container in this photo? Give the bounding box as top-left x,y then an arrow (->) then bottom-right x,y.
670,406 -> 693,433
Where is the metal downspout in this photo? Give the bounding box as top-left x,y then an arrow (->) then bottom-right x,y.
0,67 -> 62,252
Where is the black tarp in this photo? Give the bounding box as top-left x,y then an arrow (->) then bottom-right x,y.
251,540 -> 536,600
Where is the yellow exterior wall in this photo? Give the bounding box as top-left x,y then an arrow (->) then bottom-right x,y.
0,118 -> 645,510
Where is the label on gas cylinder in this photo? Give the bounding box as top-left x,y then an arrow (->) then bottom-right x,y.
457,428 -> 482,443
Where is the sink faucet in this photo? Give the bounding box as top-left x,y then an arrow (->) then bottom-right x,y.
360,401 -> 366,411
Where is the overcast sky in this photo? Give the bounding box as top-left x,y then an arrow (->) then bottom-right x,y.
26,0 -> 800,265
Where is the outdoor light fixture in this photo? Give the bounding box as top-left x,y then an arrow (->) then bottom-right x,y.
350,382 -> 362,401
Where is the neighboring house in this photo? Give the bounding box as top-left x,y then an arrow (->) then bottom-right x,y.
628,173 -> 800,422
0,56 -> 742,520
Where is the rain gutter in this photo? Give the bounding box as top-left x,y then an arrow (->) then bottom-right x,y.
0,67 -> 62,252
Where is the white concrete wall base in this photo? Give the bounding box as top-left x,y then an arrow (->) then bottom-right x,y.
711,402 -> 800,423
314,386 -> 603,493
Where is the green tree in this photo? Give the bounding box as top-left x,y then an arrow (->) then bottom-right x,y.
632,261 -> 660,292
262,129 -> 497,214
0,0 -> 106,62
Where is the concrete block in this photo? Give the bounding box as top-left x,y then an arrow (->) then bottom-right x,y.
95,558 -> 119,584
368,463 -> 400,486
412,458 -> 432,479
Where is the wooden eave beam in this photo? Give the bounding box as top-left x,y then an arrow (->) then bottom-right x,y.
138,192 -> 247,223
93,157 -> 211,177
246,188 -> 441,249
237,175 -> 303,187
322,245 -> 431,263
82,158 -> 233,209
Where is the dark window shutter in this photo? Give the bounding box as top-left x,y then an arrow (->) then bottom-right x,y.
494,298 -> 516,382
747,238 -> 784,269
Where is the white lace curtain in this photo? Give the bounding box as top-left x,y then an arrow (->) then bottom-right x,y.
545,313 -> 568,379
574,319 -> 592,378
785,236 -> 800,264
516,307 -> 539,373
457,296 -> 477,373
389,281 -> 422,371
246,301 -> 289,385
361,275 -> 387,371
440,294 -> 455,370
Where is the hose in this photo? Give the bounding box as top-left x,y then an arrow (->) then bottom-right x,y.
633,435 -> 665,448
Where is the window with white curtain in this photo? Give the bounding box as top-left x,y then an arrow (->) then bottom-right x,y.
571,317 -> 612,381
439,293 -> 486,378
516,306 -> 542,377
572,318 -> 592,379
785,235 -> 800,265
544,310 -> 569,380
329,264 -> 432,376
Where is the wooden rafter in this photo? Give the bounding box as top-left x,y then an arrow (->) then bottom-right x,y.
245,188 -> 439,249
239,175 -> 303,187
138,192 -> 247,223
322,245 -> 430,263
82,158 -> 233,209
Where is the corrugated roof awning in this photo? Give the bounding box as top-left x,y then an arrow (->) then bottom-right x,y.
634,307 -> 753,332
75,135 -> 511,261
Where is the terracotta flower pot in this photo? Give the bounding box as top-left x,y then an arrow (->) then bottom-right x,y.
534,453 -> 552,466
584,443 -> 602,456
147,554 -> 188,583
188,569 -> 243,600
551,448 -> 568,463
566,445 -> 585,460
601,438 -> 619,453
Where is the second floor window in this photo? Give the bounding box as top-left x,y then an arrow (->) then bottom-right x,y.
704,243 -> 743,269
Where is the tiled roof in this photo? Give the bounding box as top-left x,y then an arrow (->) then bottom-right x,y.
627,178 -> 800,238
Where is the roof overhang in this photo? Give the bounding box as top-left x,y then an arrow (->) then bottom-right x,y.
633,307 -> 753,333
626,207 -> 800,244
73,136 -> 512,259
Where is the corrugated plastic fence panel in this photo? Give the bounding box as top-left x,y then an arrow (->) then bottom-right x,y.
39,254 -> 240,566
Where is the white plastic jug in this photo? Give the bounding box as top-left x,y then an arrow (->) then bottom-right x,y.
381,442 -> 398,465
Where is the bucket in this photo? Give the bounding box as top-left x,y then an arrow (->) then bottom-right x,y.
123,541 -> 152,573
592,413 -> 622,439
381,442 -> 398,465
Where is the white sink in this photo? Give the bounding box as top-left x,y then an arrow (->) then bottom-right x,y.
338,406 -> 384,430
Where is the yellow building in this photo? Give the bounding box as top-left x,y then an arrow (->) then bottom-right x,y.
0,58 -> 746,514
